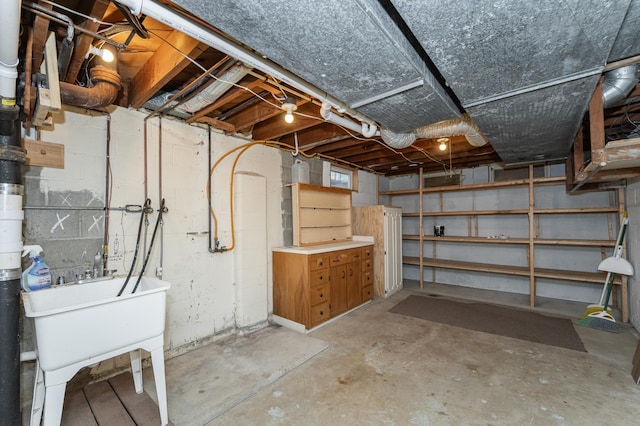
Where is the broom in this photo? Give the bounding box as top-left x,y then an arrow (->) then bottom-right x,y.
580,215 -> 633,319
577,271 -> 619,333
577,213 -> 632,333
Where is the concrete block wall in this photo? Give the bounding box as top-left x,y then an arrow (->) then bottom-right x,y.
20,105 -> 284,405
279,152 -> 378,245
23,107 -> 108,283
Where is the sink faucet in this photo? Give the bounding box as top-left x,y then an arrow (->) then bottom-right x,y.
75,269 -> 117,285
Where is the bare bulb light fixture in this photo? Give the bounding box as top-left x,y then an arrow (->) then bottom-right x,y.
86,45 -> 114,63
281,97 -> 297,123
437,137 -> 449,151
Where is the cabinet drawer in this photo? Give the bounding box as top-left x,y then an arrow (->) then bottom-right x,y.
310,283 -> 330,306
361,257 -> 373,271
361,246 -> 373,260
348,249 -> 362,262
309,254 -> 329,271
330,250 -> 350,266
310,301 -> 330,327
310,269 -> 330,286
361,270 -> 373,287
362,285 -> 373,301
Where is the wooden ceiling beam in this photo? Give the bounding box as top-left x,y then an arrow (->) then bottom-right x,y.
252,103 -> 321,140
31,2 -> 53,72
379,152 -> 501,176
362,146 -> 500,171
589,77 -> 605,151
129,30 -> 207,108
307,139 -> 376,155
193,116 -> 236,133
226,99 -> 310,133
279,123 -> 348,147
65,0 -> 110,84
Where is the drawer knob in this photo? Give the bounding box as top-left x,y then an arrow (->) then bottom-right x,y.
320,310 -> 324,316
320,293 -> 324,298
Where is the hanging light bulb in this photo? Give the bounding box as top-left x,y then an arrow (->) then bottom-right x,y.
281,97 -> 297,124
86,45 -> 115,63
284,109 -> 294,123
437,137 -> 449,151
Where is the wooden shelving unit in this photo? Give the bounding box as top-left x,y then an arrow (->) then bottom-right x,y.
381,165 -> 629,321
292,183 -> 352,246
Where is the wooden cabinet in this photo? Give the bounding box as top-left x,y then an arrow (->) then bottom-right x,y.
361,246 -> 374,302
352,206 -> 403,298
273,243 -> 374,330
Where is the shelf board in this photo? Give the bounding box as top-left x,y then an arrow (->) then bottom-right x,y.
535,267 -> 620,284
403,235 -> 615,247
403,256 -> 530,276
402,207 -> 618,217
378,188 -> 420,196
300,206 -> 351,210
534,207 -> 618,214
300,225 -> 350,229
416,209 -> 529,216
380,176 -> 567,196
533,238 -> 615,247
420,235 -> 529,244
402,257 -> 620,284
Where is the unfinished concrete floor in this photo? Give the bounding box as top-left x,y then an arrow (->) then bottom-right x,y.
149,283 -> 640,425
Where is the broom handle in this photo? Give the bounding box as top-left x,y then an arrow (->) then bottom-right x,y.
602,271 -> 616,311
597,215 -> 628,306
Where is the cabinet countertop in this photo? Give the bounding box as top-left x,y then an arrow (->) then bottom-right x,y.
272,236 -> 374,254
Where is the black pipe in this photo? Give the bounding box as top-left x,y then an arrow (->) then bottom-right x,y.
0,104 -> 24,425
57,38 -> 74,82
0,278 -> 21,425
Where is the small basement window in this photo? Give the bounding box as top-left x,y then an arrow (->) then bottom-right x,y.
323,162 -> 358,190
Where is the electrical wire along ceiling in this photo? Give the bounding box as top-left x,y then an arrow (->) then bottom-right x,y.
17,0 -> 640,176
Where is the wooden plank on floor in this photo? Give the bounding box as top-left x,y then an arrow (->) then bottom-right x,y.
109,373 -> 172,426
62,388 -> 98,426
83,381 -> 135,426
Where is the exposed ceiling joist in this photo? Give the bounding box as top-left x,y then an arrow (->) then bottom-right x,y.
129,29 -> 208,108
64,0 -> 110,84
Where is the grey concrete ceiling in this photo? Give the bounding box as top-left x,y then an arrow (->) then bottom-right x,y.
174,0 -> 637,165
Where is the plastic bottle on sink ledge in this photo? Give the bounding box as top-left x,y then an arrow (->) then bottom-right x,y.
21,245 -> 52,291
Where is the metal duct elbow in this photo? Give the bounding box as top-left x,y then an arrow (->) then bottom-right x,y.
60,66 -> 121,109
602,64 -> 640,108
381,114 -> 488,149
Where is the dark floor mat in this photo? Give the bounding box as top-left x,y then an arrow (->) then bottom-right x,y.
389,294 -> 586,352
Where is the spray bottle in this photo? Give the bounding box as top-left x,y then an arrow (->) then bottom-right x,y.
21,245 -> 52,291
